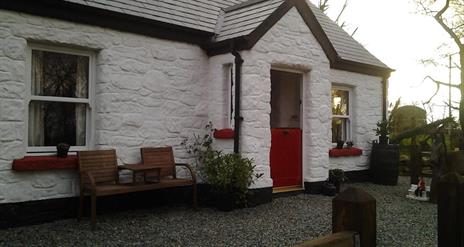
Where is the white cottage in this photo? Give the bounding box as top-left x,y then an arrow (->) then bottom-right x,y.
0,0 -> 392,225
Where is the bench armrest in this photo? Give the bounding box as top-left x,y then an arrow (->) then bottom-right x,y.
175,163 -> 196,183
80,171 -> 97,194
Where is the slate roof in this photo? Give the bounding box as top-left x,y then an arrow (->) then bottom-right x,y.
214,0 -> 285,42
306,2 -> 388,69
65,0 -> 247,32
11,0 -> 389,72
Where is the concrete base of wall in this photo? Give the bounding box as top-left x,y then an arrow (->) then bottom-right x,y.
0,185 -> 273,229
304,169 -> 370,195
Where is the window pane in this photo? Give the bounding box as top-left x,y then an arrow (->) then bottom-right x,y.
31,50 -> 89,98
332,118 -> 348,143
28,101 -> 86,147
332,89 -> 349,115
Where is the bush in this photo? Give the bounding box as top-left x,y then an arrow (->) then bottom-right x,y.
202,151 -> 260,205
181,122 -> 262,206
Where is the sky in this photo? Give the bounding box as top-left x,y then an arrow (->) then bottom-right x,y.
309,0 -> 461,121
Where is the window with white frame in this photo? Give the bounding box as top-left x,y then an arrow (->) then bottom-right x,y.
331,87 -> 351,143
222,63 -> 234,128
27,45 -> 94,152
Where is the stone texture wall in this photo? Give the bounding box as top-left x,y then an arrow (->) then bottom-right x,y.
0,10 -> 209,203
329,70 -> 383,171
222,7 -> 383,186
239,7 -> 332,187
0,6 -> 383,203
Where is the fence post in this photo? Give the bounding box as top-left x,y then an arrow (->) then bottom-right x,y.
332,187 -> 376,247
437,172 -> 464,247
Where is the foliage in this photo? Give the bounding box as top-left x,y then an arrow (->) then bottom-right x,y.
317,0 -> 358,36
181,122 -> 262,206
374,120 -> 392,137
201,151 -> 262,205
415,0 -> 464,148
180,122 -> 214,167
374,99 -> 401,138
390,117 -> 454,143
329,169 -> 348,183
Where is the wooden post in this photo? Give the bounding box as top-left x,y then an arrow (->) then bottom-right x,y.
332,187 -> 376,247
410,142 -> 421,185
438,172 -> 464,247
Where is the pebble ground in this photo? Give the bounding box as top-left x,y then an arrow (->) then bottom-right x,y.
0,176 -> 436,246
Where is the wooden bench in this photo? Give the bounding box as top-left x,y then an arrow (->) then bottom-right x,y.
77,147 -> 197,230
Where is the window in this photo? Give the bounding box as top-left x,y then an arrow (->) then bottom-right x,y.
331,87 -> 351,143
27,45 -> 94,152
222,63 -> 234,128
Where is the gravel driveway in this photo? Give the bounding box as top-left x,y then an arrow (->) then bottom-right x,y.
0,176 -> 436,246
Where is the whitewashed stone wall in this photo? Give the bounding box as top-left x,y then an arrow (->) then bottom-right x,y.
0,10 -> 209,203
238,7 -> 332,187
0,6 -> 384,204
329,70 -> 383,171
208,7 -> 383,187
206,54 -> 235,153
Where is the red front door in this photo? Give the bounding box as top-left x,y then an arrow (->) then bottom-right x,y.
269,70 -> 302,188
270,128 -> 302,187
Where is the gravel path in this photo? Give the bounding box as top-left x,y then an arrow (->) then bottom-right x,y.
0,176 -> 436,247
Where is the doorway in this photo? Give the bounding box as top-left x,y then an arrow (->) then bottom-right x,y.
270,69 -> 302,189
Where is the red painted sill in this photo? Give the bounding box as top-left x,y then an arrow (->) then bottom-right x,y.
329,147 -> 363,157
12,155 -> 78,171
213,128 -> 235,139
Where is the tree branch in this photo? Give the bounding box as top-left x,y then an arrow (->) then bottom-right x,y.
424,75 -> 460,88
335,0 -> 348,24
435,0 -> 464,49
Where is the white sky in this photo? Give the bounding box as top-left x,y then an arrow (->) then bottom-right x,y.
309,0 -> 461,121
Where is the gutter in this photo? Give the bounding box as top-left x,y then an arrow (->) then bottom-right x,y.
231,50 -> 244,154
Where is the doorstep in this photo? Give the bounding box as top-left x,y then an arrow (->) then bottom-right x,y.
273,185 -> 304,194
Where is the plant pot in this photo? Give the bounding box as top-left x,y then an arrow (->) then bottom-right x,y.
322,182 -> 337,196
379,135 -> 389,145
56,143 -> 70,158
333,181 -> 341,193
370,143 -> 399,185
215,191 -> 235,212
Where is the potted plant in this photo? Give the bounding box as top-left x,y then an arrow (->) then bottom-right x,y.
56,143 -> 70,158
374,120 -> 391,144
329,169 -> 348,193
346,141 -> 354,148
336,140 -> 344,149
201,151 -> 261,211
371,119 -> 399,185
182,122 -> 263,211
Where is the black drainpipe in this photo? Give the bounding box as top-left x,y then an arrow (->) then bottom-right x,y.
381,75 -> 389,121
231,50 -> 243,154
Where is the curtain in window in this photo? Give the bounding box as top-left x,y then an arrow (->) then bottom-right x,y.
29,52 -> 44,146
75,56 -> 88,146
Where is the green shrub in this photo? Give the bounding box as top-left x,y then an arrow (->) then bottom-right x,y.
201,151 -> 260,205
181,122 -> 262,206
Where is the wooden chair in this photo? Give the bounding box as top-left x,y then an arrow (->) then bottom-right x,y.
140,146 -> 197,207
78,149 -> 119,230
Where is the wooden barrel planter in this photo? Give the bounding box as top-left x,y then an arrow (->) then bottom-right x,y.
370,143 -> 399,185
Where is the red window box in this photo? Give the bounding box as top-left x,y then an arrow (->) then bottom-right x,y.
329,147 -> 363,157
12,155 -> 78,171
213,128 -> 235,139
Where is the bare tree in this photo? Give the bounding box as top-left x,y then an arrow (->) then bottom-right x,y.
416,0 -> 464,146
317,0 -> 358,36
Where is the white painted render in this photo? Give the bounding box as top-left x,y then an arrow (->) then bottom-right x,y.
0,7 -> 382,203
